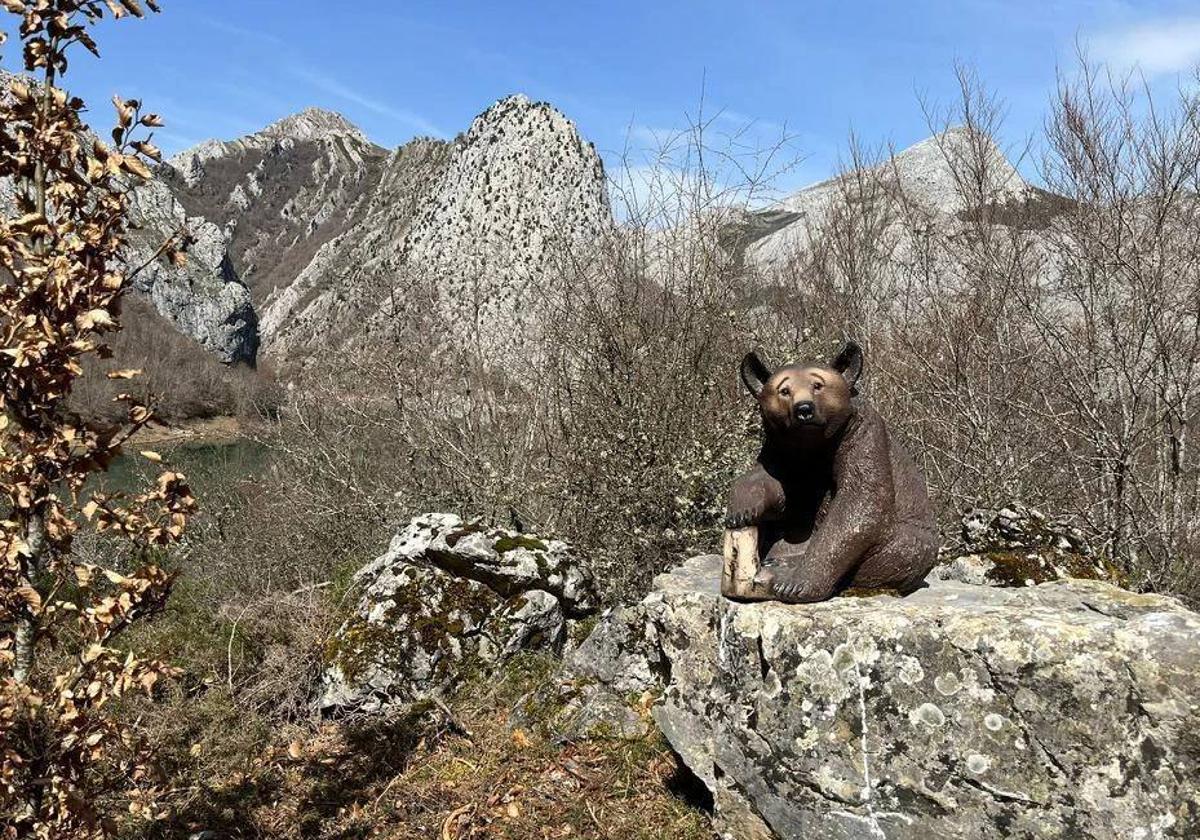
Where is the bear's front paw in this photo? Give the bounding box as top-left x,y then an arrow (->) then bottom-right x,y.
725,479 -> 778,528
757,564 -> 835,604
724,506 -> 761,529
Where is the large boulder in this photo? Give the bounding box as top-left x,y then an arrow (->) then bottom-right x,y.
567,554 -> 1200,839
319,513 -> 597,714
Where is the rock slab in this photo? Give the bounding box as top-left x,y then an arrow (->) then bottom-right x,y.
568,554 -> 1200,839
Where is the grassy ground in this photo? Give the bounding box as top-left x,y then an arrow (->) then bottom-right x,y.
95,430 -> 714,839
130,654 -> 714,839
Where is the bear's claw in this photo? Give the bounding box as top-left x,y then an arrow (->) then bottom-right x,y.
761,565 -> 832,603
724,509 -> 758,528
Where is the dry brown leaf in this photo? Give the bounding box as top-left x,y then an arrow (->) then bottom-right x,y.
441,804 -> 473,840
105,368 -> 142,379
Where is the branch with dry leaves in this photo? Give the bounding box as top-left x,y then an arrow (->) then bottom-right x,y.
0,2 -> 196,837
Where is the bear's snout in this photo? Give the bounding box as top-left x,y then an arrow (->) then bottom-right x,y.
793,400 -> 817,422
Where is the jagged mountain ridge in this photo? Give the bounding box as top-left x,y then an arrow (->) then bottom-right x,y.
157,94 -> 612,368
162,106 -> 392,306
149,116 -> 1040,368
5,74 -> 1047,372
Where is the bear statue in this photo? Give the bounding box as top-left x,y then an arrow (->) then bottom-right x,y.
725,341 -> 939,603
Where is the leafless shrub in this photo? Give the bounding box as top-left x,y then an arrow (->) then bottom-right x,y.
767,59 -> 1200,600
72,296 -> 281,423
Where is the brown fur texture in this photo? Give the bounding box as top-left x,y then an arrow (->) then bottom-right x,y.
726,341 -> 938,602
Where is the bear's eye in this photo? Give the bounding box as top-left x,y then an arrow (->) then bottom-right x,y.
778,386 -> 791,398
812,381 -> 824,392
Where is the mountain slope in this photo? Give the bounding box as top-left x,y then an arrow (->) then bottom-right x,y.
257,94 -> 612,366
742,127 -> 1031,271
255,136 -> 452,359
163,107 -> 391,305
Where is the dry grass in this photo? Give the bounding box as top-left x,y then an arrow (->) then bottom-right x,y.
129,656 -> 713,840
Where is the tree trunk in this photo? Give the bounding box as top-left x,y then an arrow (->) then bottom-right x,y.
13,511 -> 45,684
12,46 -> 57,687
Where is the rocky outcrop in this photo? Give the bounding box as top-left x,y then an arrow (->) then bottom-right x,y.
567,554 -> 1200,839
319,513 -> 597,715
0,71 -> 258,363
259,94 -> 612,366
127,179 -> 258,363
933,503 -> 1117,587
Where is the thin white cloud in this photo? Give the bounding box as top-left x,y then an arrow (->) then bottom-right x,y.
715,109 -> 785,138
193,15 -> 286,48
627,124 -> 688,149
1092,17 -> 1200,77
288,67 -> 446,138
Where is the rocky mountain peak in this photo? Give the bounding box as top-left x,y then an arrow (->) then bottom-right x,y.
773,125 -> 1028,217
745,126 -> 1030,270
395,92 -> 611,359
884,125 -> 1028,212
160,102 -> 392,316
465,92 -> 547,130
404,91 -> 608,269
259,107 -> 370,145
257,92 -> 613,365
455,93 -> 600,162
168,107 -> 379,189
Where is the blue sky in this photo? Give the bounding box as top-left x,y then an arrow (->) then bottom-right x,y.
4,1 -> 1200,194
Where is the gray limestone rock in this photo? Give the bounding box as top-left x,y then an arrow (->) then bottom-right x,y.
260,94 -> 612,367
318,513 -> 598,715
0,70 -> 258,364
127,178 -> 258,363
570,554 -> 1200,839
932,502 -> 1115,587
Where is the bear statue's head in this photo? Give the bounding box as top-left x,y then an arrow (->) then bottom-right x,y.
739,341 -> 863,443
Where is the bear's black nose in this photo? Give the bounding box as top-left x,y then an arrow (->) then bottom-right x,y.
794,401 -> 815,420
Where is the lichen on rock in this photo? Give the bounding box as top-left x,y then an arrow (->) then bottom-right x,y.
318,513 -> 598,715
933,502 -> 1121,587
566,553 -> 1200,839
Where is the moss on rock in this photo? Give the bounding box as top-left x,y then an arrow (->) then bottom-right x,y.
493,534 -> 549,553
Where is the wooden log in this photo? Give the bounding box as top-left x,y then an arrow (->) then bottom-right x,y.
721,526 -> 772,601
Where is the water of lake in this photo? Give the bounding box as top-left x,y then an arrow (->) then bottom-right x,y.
99,437 -> 270,496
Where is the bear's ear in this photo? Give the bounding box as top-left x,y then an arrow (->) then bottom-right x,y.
830,340 -> 864,392
740,351 -> 772,398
